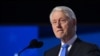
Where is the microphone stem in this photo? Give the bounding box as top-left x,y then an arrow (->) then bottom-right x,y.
18,47 -> 28,56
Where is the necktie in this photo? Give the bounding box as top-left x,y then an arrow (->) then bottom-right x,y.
60,44 -> 69,56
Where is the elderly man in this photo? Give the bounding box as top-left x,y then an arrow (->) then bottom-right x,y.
44,6 -> 100,56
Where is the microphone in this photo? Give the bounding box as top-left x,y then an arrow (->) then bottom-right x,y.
27,39 -> 43,48
18,39 -> 43,56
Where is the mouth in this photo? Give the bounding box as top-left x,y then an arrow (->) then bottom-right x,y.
57,30 -> 63,32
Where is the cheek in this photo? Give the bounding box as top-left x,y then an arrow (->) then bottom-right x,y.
52,25 -> 56,32
62,23 -> 68,30
63,26 -> 68,32
67,23 -> 74,32
62,23 -> 71,34
63,25 -> 71,35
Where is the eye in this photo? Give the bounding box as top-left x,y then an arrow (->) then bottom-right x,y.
61,19 -> 65,21
51,21 -> 57,24
60,19 -> 66,23
53,21 -> 56,23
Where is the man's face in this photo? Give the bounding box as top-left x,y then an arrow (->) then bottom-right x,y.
50,11 -> 75,39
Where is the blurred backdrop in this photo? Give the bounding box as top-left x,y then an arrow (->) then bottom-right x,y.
1,1 -> 100,56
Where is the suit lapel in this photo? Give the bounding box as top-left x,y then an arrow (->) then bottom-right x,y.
52,44 -> 61,56
68,38 -> 82,56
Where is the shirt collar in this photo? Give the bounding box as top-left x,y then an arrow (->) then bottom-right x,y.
61,34 -> 77,46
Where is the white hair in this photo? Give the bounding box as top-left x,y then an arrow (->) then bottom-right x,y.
50,6 -> 76,20
50,6 -> 77,32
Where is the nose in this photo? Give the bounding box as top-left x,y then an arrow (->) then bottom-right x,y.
56,21 -> 61,28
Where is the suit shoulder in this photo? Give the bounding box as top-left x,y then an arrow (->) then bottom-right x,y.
77,40 -> 100,55
46,44 -> 60,52
44,44 -> 60,56
79,39 -> 99,49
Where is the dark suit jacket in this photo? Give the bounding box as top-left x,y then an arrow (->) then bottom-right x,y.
44,38 -> 100,56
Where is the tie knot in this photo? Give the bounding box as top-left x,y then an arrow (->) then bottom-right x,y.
62,44 -> 69,48
60,44 -> 69,56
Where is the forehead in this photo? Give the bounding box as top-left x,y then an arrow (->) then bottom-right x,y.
51,10 -> 69,20
52,10 -> 66,16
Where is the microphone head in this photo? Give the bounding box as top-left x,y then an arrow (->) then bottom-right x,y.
27,39 -> 43,48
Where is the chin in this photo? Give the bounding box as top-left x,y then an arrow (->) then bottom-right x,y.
56,35 -> 63,39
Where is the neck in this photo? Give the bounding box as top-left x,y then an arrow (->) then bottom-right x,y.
61,32 -> 76,43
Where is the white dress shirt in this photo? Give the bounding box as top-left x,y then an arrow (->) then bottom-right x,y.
58,34 -> 77,56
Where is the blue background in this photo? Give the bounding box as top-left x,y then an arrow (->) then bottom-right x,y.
0,24 -> 100,56
0,25 -> 39,56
